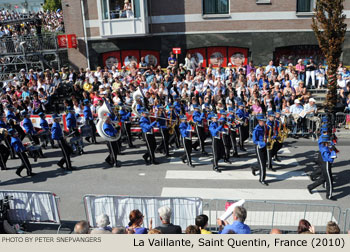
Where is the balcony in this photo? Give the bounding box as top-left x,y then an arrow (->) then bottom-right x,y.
98,0 -> 148,38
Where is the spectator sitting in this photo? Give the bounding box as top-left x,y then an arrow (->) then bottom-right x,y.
297,219 -> 315,234
195,214 -> 212,234
270,228 -> 282,234
217,206 -> 251,234
74,220 -> 90,234
90,214 -> 112,234
326,221 -> 340,234
185,225 -> 200,234
154,206 -> 182,234
127,209 -> 148,234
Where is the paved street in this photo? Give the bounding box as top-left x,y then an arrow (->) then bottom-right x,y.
1,135 -> 349,228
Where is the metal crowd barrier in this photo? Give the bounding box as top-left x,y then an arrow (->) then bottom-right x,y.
344,208 -> 350,234
0,33 -> 59,55
0,190 -> 61,233
204,199 -> 342,233
335,112 -> 346,128
84,195 -> 202,231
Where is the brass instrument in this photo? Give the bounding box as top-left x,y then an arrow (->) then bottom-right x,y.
279,120 -> 290,143
266,124 -> 276,151
168,111 -> 176,135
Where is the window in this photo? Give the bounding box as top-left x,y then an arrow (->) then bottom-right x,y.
297,0 -> 315,13
203,0 -> 229,15
102,0 -> 140,20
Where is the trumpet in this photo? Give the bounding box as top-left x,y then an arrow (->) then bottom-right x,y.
148,116 -> 177,122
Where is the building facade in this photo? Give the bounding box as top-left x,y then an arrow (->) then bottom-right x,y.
62,0 -> 350,69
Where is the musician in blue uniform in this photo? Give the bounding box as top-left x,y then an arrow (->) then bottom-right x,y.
227,107 -> 239,158
173,95 -> 182,115
66,107 -> 84,154
0,127 -> 10,170
0,113 -> 15,159
307,135 -> 336,200
219,112 -> 232,164
266,111 -> 276,172
6,105 -> 25,140
9,129 -> 35,177
38,112 -> 55,149
155,105 -> 170,157
251,114 -> 269,186
139,110 -> 159,165
272,109 -> 283,162
119,103 -> 134,148
22,111 -> 44,158
103,115 -> 121,167
236,102 -> 249,152
310,123 -> 331,181
168,104 -> 181,149
52,114 -> 73,170
83,99 -> 97,144
179,115 -> 194,167
192,105 -> 207,154
209,116 -> 225,173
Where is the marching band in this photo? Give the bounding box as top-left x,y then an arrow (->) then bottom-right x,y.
0,97 -> 337,199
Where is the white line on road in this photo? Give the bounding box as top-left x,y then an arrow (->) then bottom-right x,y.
165,170 -> 309,181
161,187 -> 323,200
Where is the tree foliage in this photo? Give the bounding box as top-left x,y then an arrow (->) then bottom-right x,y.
42,0 -> 62,12
312,0 -> 347,119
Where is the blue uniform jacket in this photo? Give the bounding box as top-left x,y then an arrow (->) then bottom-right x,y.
252,124 -> 266,148
40,118 -> 49,130
266,120 -> 277,139
320,145 -> 336,163
136,104 -> 143,114
179,122 -> 192,138
83,105 -> 93,120
6,111 -> 18,122
11,136 -> 26,153
209,122 -> 223,137
23,117 -> 36,135
103,122 -> 118,137
0,120 -> 9,129
156,113 -> 167,129
236,108 -> 249,120
66,113 -> 77,130
51,122 -> 63,140
173,101 -> 181,114
193,111 -> 205,124
119,110 -> 131,122
139,116 -> 157,133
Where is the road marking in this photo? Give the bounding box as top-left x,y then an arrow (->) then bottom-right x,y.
248,147 -> 291,154
169,156 -> 298,167
165,170 -> 309,181
138,173 -> 146,176
161,188 -> 323,200
203,211 -> 337,226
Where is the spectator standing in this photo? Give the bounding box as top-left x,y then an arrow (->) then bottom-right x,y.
305,59 -> 317,89
296,59 -> 306,81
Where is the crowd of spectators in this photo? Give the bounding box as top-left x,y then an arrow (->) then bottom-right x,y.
73,205 -> 344,234
2,53 -> 350,138
0,9 -> 64,39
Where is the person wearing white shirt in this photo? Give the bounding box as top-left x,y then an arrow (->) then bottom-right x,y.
303,98 -> 320,137
291,73 -> 300,90
290,99 -> 304,137
337,74 -> 346,89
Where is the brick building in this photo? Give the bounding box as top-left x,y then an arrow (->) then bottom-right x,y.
62,0 -> 350,69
